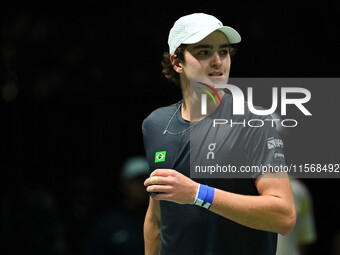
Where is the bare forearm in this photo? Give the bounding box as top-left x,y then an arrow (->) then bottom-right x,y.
210,186 -> 296,235
144,217 -> 161,255
144,199 -> 161,255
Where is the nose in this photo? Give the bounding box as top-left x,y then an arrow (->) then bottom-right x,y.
210,52 -> 223,69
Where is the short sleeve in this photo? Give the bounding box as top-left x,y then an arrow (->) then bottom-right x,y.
245,115 -> 286,178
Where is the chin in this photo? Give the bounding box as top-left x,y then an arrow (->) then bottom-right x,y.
208,76 -> 228,84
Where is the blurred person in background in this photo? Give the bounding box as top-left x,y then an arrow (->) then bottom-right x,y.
276,177 -> 317,255
88,156 -> 149,255
332,230 -> 340,255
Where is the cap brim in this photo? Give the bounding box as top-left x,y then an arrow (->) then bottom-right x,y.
218,26 -> 241,44
182,26 -> 241,45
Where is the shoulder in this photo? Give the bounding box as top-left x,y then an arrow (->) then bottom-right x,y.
142,101 -> 181,132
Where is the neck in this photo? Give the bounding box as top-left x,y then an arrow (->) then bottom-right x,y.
181,83 -> 191,120
180,80 -> 225,122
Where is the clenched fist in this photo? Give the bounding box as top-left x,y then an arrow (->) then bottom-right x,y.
144,169 -> 199,205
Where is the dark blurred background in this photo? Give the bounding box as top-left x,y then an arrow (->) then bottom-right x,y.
1,1 -> 339,255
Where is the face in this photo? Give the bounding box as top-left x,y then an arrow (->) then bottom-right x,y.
176,31 -> 231,84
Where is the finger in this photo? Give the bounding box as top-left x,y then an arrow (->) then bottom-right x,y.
150,176 -> 159,185
150,192 -> 173,201
144,176 -> 169,186
144,176 -> 158,186
146,184 -> 171,193
150,169 -> 173,177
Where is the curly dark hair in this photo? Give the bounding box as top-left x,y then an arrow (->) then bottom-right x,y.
161,45 -> 187,87
161,44 -> 236,86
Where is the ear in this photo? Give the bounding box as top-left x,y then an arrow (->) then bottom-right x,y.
170,54 -> 183,74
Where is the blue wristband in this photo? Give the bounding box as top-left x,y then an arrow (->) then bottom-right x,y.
194,184 -> 207,206
203,186 -> 215,209
194,184 -> 215,209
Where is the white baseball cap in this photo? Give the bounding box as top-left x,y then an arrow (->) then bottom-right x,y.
168,13 -> 241,54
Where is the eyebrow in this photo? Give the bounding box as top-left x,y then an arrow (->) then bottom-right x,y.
192,43 -> 230,50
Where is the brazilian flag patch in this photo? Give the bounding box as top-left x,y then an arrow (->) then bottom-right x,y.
155,151 -> 166,163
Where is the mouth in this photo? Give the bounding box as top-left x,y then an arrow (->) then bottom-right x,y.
208,72 -> 223,77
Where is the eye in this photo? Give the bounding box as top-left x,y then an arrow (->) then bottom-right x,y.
219,49 -> 229,56
197,50 -> 209,55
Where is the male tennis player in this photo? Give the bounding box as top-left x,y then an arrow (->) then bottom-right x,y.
142,13 -> 296,255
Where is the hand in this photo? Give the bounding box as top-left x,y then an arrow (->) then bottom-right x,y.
144,169 -> 199,205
